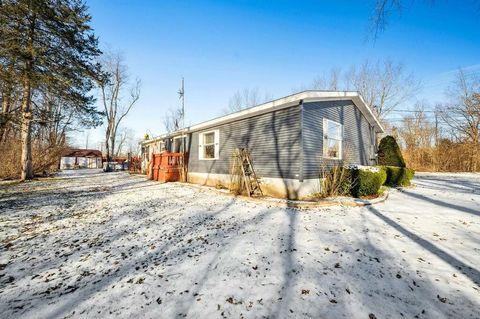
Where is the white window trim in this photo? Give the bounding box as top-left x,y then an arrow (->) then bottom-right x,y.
198,129 -> 220,160
323,118 -> 343,160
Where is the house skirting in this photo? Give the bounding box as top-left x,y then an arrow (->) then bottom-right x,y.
187,172 -> 320,200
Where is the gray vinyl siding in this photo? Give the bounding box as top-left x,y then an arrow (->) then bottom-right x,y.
188,106 -> 301,179
303,100 -> 376,179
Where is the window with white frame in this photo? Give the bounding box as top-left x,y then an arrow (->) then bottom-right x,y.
198,130 -> 219,160
323,119 -> 343,159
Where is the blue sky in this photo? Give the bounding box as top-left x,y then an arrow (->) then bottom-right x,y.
77,0 -> 480,149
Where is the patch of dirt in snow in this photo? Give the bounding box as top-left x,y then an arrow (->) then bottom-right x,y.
0,170 -> 479,319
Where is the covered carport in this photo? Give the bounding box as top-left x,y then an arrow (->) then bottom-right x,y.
60,148 -> 103,169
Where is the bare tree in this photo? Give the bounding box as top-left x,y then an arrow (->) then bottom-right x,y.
369,0 -> 480,39
311,67 -> 342,91
97,52 -> 141,169
128,136 -> 143,156
394,71 -> 480,172
163,106 -> 184,133
397,102 -> 437,169
223,88 -> 271,114
369,0 -> 402,38
307,60 -> 420,120
345,59 -> 421,119
440,69 -> 480,145
114,126 -> 135,158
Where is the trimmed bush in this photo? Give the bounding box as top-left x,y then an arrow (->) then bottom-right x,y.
378,166 -> 388,185
378,136 -> 406,167
383,166 -> 415,187
350,168 -> 386,198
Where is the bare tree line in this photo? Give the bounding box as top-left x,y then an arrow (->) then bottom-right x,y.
223,88 -> 272,114
395,70 -> 480,171
303,59 -> 421,121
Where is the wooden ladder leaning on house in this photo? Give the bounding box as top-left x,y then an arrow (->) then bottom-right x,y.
237,148 -> 263,197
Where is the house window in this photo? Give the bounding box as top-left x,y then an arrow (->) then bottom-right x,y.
323,119 -> 343,159
199,130 -> 219,160
173,136 -> 185,153
143,146 -> 150,160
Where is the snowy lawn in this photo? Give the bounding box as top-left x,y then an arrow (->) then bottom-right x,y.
0,170 -> 479,319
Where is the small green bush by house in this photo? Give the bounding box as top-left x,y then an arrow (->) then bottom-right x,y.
338,169 -> 353,196
378,136 -> 406,167
383,166 -> 415,187
378,166 -> 388,185
350,168 -> 386,198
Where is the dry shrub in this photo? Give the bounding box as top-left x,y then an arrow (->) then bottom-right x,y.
1,138 -> 21,179
318,163 -> 352,198
0,137 -> 66,179
403,140 -> 480,172
436,142 -> 480,172
32,144 -> 65,176
402,147 -> 435,171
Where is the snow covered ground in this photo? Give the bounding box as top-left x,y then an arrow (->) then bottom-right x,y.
0,170 -> 479,319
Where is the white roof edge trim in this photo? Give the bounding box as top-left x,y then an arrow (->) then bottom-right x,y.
141,91 -> 384,145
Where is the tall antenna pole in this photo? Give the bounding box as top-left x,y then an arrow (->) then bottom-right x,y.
178,77 -> 185,145
178,77 -> 186,181
182,77 -> 185,132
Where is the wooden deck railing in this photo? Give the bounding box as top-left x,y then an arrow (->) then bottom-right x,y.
149,152 -> 187,182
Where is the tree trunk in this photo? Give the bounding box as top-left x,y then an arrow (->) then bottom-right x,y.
0,84 -> 12,144
20,10 -> 36,180
110,133 -> 116,162
0,60 -> 16,144
20,78 -> 33,180
105,130 -> 111,171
